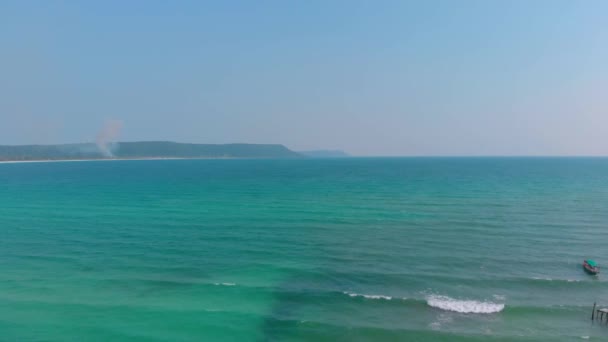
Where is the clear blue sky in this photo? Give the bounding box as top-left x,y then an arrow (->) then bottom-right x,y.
1,1 -> 606,156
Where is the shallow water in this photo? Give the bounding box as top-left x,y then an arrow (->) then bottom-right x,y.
1,158 -> 608,341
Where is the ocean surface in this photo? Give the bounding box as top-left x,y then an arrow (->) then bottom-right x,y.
1,158 -> 608,341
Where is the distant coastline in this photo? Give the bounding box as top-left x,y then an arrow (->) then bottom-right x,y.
0,157 -> 240,164
0,141 -> 304,162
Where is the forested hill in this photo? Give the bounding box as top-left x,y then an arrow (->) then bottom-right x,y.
0,141 -> 303,161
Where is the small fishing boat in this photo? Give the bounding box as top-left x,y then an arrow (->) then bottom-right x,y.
583,259 -> 600,275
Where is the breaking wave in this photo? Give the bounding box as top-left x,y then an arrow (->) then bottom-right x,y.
531,277 -> 584,283
343,291 -> 393,300
426,295 -> 504,313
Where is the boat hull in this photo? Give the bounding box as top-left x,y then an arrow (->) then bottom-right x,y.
583,264 -> 599,275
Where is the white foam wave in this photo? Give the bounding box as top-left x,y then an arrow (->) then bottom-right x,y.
427,295 -> 504,313
532,277 -> 581,283
214,282 -> 236,286
343,291 -> 392,300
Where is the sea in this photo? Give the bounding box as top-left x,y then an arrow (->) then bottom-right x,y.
1,157 -> 607,341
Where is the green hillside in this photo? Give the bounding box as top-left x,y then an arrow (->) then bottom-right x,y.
0,141 -> 302,161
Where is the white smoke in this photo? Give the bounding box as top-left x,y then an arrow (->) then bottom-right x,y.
96,120 -> 123,157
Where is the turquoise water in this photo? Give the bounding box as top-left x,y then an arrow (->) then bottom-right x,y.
1,158 -> 608,341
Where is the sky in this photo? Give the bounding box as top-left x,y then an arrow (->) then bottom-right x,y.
1,1 -> 606,156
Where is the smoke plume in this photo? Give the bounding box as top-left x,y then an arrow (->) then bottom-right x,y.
96,120 -> 123,157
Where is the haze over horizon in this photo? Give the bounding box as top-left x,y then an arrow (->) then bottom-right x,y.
1,1 -> 606,156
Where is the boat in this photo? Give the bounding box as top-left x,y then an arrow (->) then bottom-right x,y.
583,259 -> 600,275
